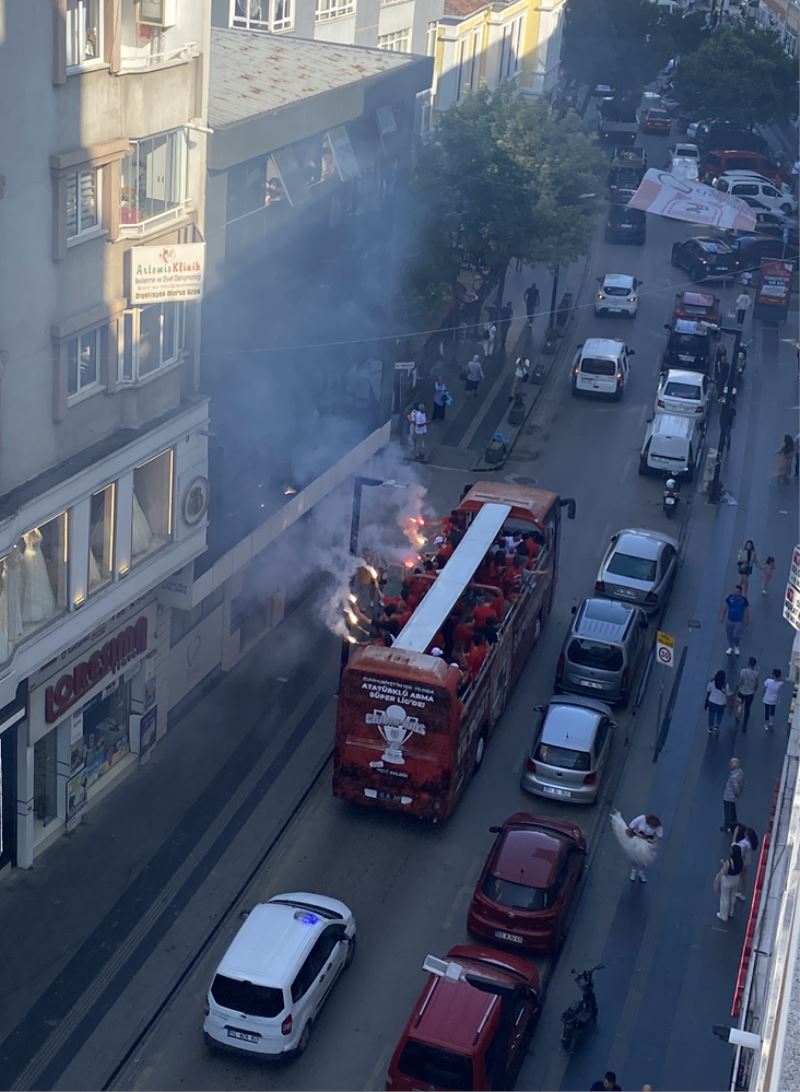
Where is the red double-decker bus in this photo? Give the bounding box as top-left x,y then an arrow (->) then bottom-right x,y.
332,481 -> 575,820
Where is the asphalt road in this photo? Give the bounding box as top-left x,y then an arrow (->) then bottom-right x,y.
90,124 -> 800,1092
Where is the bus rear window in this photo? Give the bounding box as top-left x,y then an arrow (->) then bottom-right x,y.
397,1041 -> 473,1089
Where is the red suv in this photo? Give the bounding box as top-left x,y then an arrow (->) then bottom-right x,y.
702,150 -> 788,187
386,945 -> 540,1091
467,814 -> 586,953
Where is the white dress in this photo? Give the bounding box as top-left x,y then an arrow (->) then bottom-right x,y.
0,547 -> 23,652
89,548 -> 103,588
132,492 -> 153,556
21,528 -> 56,625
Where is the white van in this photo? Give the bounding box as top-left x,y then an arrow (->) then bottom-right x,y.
571,338 -> 634,399
713,176 -> 797,216
203,892 -> 356,1058
639,412 -> 701,479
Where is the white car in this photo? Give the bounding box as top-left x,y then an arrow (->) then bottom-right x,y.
654,368 -> 710,420
572,337 -> 634,399
594,273 -> 641,318
668,143 -> 700,182
713,176 -> 797,216
715,170 -> 795,199
668,142 -> 699,167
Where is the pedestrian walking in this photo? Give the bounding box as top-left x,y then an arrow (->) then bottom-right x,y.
590,1073 -> 622,1091
736,539 -> 758,595
718,397 -> 736,456
626,813 -> 663,883
737,657 -> 759,732
524,282 -> 540,327
721,757 -> 744,832
715,843 -> 744,922
482,322 -> 496,358
705,669 -> 728,733
463,354 -> 485,398
763,668 -> 784,729
715,344 -> 729,390
760,556 -> 775,595
772,435 -> 794,483
510,356 -> 530,400
731,824 -> 758,901
432,377 -> 449,421
499,301 -> 514,350
720,584 -> 749,655
735,290 -> 751,325
408,403 -> 428,461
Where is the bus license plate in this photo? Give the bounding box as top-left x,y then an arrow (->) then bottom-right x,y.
495,930 -> 524,944
227,1028 -> 260,1043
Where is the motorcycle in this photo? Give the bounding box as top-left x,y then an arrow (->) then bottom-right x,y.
662,476 -> 680,517
560,964 -> 603,1051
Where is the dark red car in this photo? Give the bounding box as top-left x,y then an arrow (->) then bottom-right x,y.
640,108 -> 672,135
386,945 -> 540,1091
467,813 -> 586,953
672,290 -> 721,328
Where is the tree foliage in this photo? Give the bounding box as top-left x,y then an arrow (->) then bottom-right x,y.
406,85 -> 607,320
674,27 -> 797,126
562,0 -> 675,93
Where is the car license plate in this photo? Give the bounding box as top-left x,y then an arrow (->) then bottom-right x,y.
580,680 -> 603,688
665,496 -> 676,506
608,307 -> 622,313
616,587 -> 637,598
495,930 -> 524,944
227,1028 -> 260,1043
543,785 -> 572,798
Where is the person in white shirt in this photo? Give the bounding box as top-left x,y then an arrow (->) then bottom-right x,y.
626,813 -> 664,883
735,291 -> 751,325
409,403 -> 428,462
763,668 -> 784,729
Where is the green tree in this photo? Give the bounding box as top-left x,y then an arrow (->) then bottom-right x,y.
562,0 -> 674,93
674,27 -> 797,126
406,85 -> 607,326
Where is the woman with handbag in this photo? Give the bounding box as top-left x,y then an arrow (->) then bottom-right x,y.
736,539 -> 758,594
705,669 -> 728,734
715,844 -> 744,922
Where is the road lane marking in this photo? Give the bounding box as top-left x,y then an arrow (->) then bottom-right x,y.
622,454 -> 635,480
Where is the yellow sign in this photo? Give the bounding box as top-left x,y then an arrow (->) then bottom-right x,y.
656,630 -> 675,668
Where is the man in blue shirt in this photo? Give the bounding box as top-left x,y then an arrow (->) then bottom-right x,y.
720,584 -> 749,655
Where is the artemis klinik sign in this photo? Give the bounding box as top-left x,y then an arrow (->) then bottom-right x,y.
130,243 -> 205,305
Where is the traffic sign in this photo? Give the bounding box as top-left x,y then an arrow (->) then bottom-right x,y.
656,630 -> 675,668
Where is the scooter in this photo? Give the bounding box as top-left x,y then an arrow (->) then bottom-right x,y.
560,964 -> 603,1051
662,476 -> 680,517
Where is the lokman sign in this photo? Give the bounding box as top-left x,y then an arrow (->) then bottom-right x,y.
130,243 -> 205,305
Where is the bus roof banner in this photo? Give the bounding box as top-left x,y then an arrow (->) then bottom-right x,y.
627,169 -> 757,232
394,502 -> 512,654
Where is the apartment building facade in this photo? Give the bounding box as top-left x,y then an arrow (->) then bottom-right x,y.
0,0 -> 212,869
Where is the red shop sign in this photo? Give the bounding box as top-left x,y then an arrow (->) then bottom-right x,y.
45,615 -> 148,724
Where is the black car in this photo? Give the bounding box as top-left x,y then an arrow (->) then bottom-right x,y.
671,237 -> 735,282
606,203 -> 646,245
660,319 -> 715,375
694,123 -> 767,156
727,233 -> 800,273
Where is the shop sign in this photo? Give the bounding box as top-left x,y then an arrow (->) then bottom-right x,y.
129,243 -> 205,305
44,615 -> 149,725
756,259 -> 792,310
783,545 -> 800,632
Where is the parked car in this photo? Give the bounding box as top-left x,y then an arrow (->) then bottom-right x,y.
714,170 -> 794,196
203,892 -> 356,1058
555,597 -> 648,706
386,946 -> 541,1092
702,149 -> 786,186
606,202 -> 646,244
694,124 -> 768,156
467,814 -> 587,953
713,176 -> 797,216
670,237 -> 735,282
595,528 -> 679,613
727,232 -> 800,272
639,412 -> 702,480
655,368 -> 711,421
594,273 -> 641,318
667,142 -> 700,181
640,107 -> 672,134
521,696 -> 616,805
668,142 -> 700,167
571,338 -> 634,398
661,318 -> 715,374
672,289 -> 721,328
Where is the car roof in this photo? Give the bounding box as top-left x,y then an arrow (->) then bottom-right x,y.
493,825 -> 566,888
542,702 -> 604,751
673,318 -> 709,335
601,273 -> 635,288
581,337 -> 626,357
614,528 -> 678,556
574,597 -> 635,639
663,368 -> 704,386
690,238 -> 733,253
679,290 -> 715,307
674,143 -> 698,153
651,412 -> 695,436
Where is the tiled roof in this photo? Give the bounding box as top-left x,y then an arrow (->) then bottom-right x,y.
209,28 -> 415,129
444,0 -> 491,15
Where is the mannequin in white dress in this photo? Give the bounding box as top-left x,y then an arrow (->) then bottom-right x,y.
132,492 -> 153,556
89,547 -> 102,588
21,528 -> 57,624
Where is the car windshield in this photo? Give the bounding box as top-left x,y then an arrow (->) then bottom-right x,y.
482,874 -> 552,910
568,639 -> 624,671
676,147 -> 698,158
210,975 -> 284,1018
670,334 -> 706,357
607,551 -> 657,582
604,285 -> 631,296
680,303 -> 712,316
664,380 -> 701,400
580,357 -> 616,375
649,110 -> 669,119
397,1042 -> 474,1090
535,740 -> 591,771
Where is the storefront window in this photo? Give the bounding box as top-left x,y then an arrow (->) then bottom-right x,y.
89,484 -> 115,592
34,732 -> 58,826
67,681 -> 131,821
0,513 -> 68,662
131,450 -> 174,563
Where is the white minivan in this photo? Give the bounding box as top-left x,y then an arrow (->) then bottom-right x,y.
639,412 -> 702,479
203,892 -> 356,1058
571,338 -> 634,399
714,175 -> 797,216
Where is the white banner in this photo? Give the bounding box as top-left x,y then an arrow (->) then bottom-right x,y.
130,243 -> 205,305
628,170 -> 757,232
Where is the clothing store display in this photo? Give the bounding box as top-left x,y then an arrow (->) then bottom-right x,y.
21,529 -> 56,625
132,492 -> 153,556
89,548 -> 102,588
0,546 -> 23,652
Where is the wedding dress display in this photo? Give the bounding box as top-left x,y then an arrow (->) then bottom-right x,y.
21,528 -> 57,625
132,492 -> 153,556
89,547 -> 102,588
0,548 -> 23,655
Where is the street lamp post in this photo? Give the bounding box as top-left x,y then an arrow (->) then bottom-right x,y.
708,325 -> 742,505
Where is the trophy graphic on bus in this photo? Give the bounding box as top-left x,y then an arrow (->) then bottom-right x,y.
366,704 -> 426,768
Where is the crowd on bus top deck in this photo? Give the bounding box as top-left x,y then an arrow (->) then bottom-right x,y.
372,509 -> 544,687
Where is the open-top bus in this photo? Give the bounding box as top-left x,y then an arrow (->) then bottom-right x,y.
332,481 -> 575,820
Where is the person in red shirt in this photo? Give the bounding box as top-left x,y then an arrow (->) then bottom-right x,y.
436,540 -> 455,567
522,533 -> 542,562
465,634 -> 488,680
453,617 -> 475,650
503,558 -> 523,600
472,601 -> 497,629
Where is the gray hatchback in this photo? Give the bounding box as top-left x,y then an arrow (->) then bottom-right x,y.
555,597 -> 648,706
521,696 -> 616,805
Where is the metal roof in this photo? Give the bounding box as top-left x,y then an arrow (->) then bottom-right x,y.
209,28 -> 416,129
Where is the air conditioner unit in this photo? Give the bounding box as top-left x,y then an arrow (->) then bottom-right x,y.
136,0 -> 177,28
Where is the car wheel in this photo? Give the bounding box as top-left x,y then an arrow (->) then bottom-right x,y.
344,934 -> 357,969
689,264 -> 704,283
638,458 -> 648,475
781,203 -> 794,215
617,688 -> 630,710
474,732 -> 487,772
670,245 -> 681,267
294,1021 -> 312,1058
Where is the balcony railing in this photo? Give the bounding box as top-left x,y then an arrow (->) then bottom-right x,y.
119,41 -> 199,73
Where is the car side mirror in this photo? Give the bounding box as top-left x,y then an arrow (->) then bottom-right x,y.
664,323 -> 671,331
489,825 -> 502,834
534,704 -> 545,713
570,605 -> 577,615
239,909 -> 250,920
609,721 -> 618,730
628,349 -> 636,356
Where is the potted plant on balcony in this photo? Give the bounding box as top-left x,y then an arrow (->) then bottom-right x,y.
120,188 -> 143,225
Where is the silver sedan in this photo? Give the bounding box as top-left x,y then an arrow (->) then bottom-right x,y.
594,528 -> 679,613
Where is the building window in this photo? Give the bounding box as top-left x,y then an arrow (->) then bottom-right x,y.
0,514 -> 68,664
120,302 -> 186,382
231,0 -> 293,30
66,0 -> 102,69
66,328 -> 104,398
315,0 -> 355,21
426,21 -> 437,56
501,16 -> 524,78
89,484 -> 115,593
119,129 -> 189,228
378,28 -> 410,51
66,168 -> 101,241
132,450 -> 174,563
